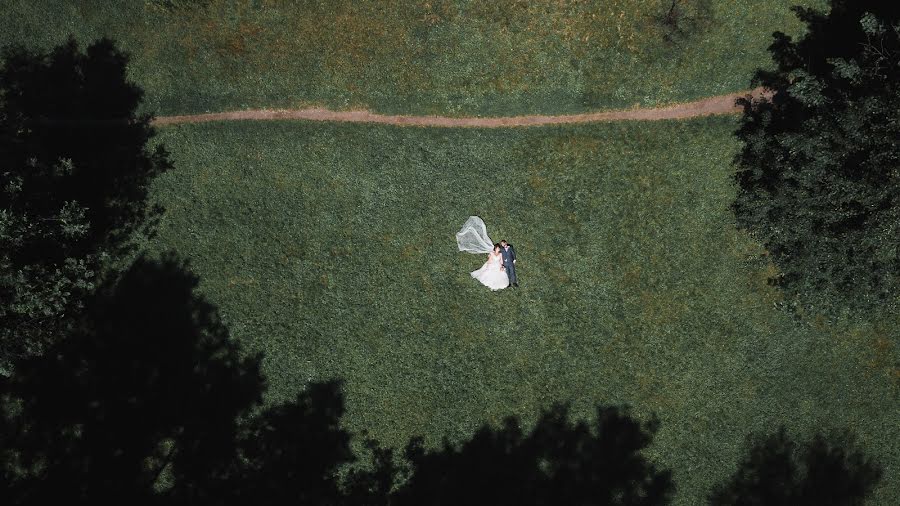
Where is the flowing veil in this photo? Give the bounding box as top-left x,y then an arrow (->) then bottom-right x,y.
456,216 -> 494,254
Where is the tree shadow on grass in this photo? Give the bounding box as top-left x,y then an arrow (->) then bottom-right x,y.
0,254 -> 883,505
0,254 -> 389,504
709,428 -> 882,506
0,248 -> 676,505
395,405 -> 674,506
226,380 -> 364,504
652,0 -> 714,46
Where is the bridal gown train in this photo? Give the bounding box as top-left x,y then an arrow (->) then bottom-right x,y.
471,252 -> 510,291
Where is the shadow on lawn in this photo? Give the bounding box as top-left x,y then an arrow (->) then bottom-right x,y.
710,428 -> 882,506
0,254 -> 671,504
0,254 -> 387,504
0,254 -> 882,504
395,405 -> 673,505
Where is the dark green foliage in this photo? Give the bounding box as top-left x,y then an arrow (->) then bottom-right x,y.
709,428 -> 882,505
0,256 -> 264,503
397,405 -> 673,506
227,381 -> 357,504
733,1 -> 900,314
0,160 -> 98,367
0,39 -> 171,368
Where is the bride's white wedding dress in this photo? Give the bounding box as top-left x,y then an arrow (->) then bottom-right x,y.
471,252 -> 509,291
456,216 -> 508,291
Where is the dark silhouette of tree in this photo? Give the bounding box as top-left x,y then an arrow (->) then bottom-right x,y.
343,439 -> 400,506
0,254 -> 394,505
0,38 -> 171,368
733,1 -> 900,315
0,256 -> 264,504
709,428 -> 882,506
394,405 -> 673,506
0,253 -> 672,505
224,381 -> 358,505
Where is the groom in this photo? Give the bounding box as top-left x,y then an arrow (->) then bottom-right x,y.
500,240 -> 518,288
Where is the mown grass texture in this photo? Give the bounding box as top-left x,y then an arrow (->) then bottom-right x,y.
2,0 -> 822,116
146,117 -> 899,504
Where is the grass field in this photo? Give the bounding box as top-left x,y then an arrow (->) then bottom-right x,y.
1,0 -> 823,116
146,117 -> 900,504
6,1 -> 896,501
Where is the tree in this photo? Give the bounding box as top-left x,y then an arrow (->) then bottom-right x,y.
224,381 -> 357,505
0,38 -> 171,369
0,256 -> 264,503
709,428 -> 882,505
733,1 -> 900,314
0,255 -> 395,505
395,405 -> 673,506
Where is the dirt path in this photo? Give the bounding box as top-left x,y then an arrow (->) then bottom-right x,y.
152,88 -> 768,128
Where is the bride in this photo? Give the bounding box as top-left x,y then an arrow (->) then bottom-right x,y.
456,216 -> 509,291
470,243 -> 510,291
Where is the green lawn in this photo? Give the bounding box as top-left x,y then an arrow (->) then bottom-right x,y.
2,0 -> 823,116
147,117 -> 899,504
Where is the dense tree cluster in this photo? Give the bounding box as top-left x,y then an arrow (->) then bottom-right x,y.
0,38 -> 170,369
733,0 -> 900,314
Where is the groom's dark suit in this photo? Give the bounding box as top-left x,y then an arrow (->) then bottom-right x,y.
500,244 -> 517,286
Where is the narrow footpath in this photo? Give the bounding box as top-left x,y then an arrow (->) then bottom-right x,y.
153,88 -> 768,128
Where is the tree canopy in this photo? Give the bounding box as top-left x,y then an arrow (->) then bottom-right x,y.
0,38 -> 170,368
0,257 -> 264,503
733,0 -> 900,314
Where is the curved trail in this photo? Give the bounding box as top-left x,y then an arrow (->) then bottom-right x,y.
152,88 -> 768,128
